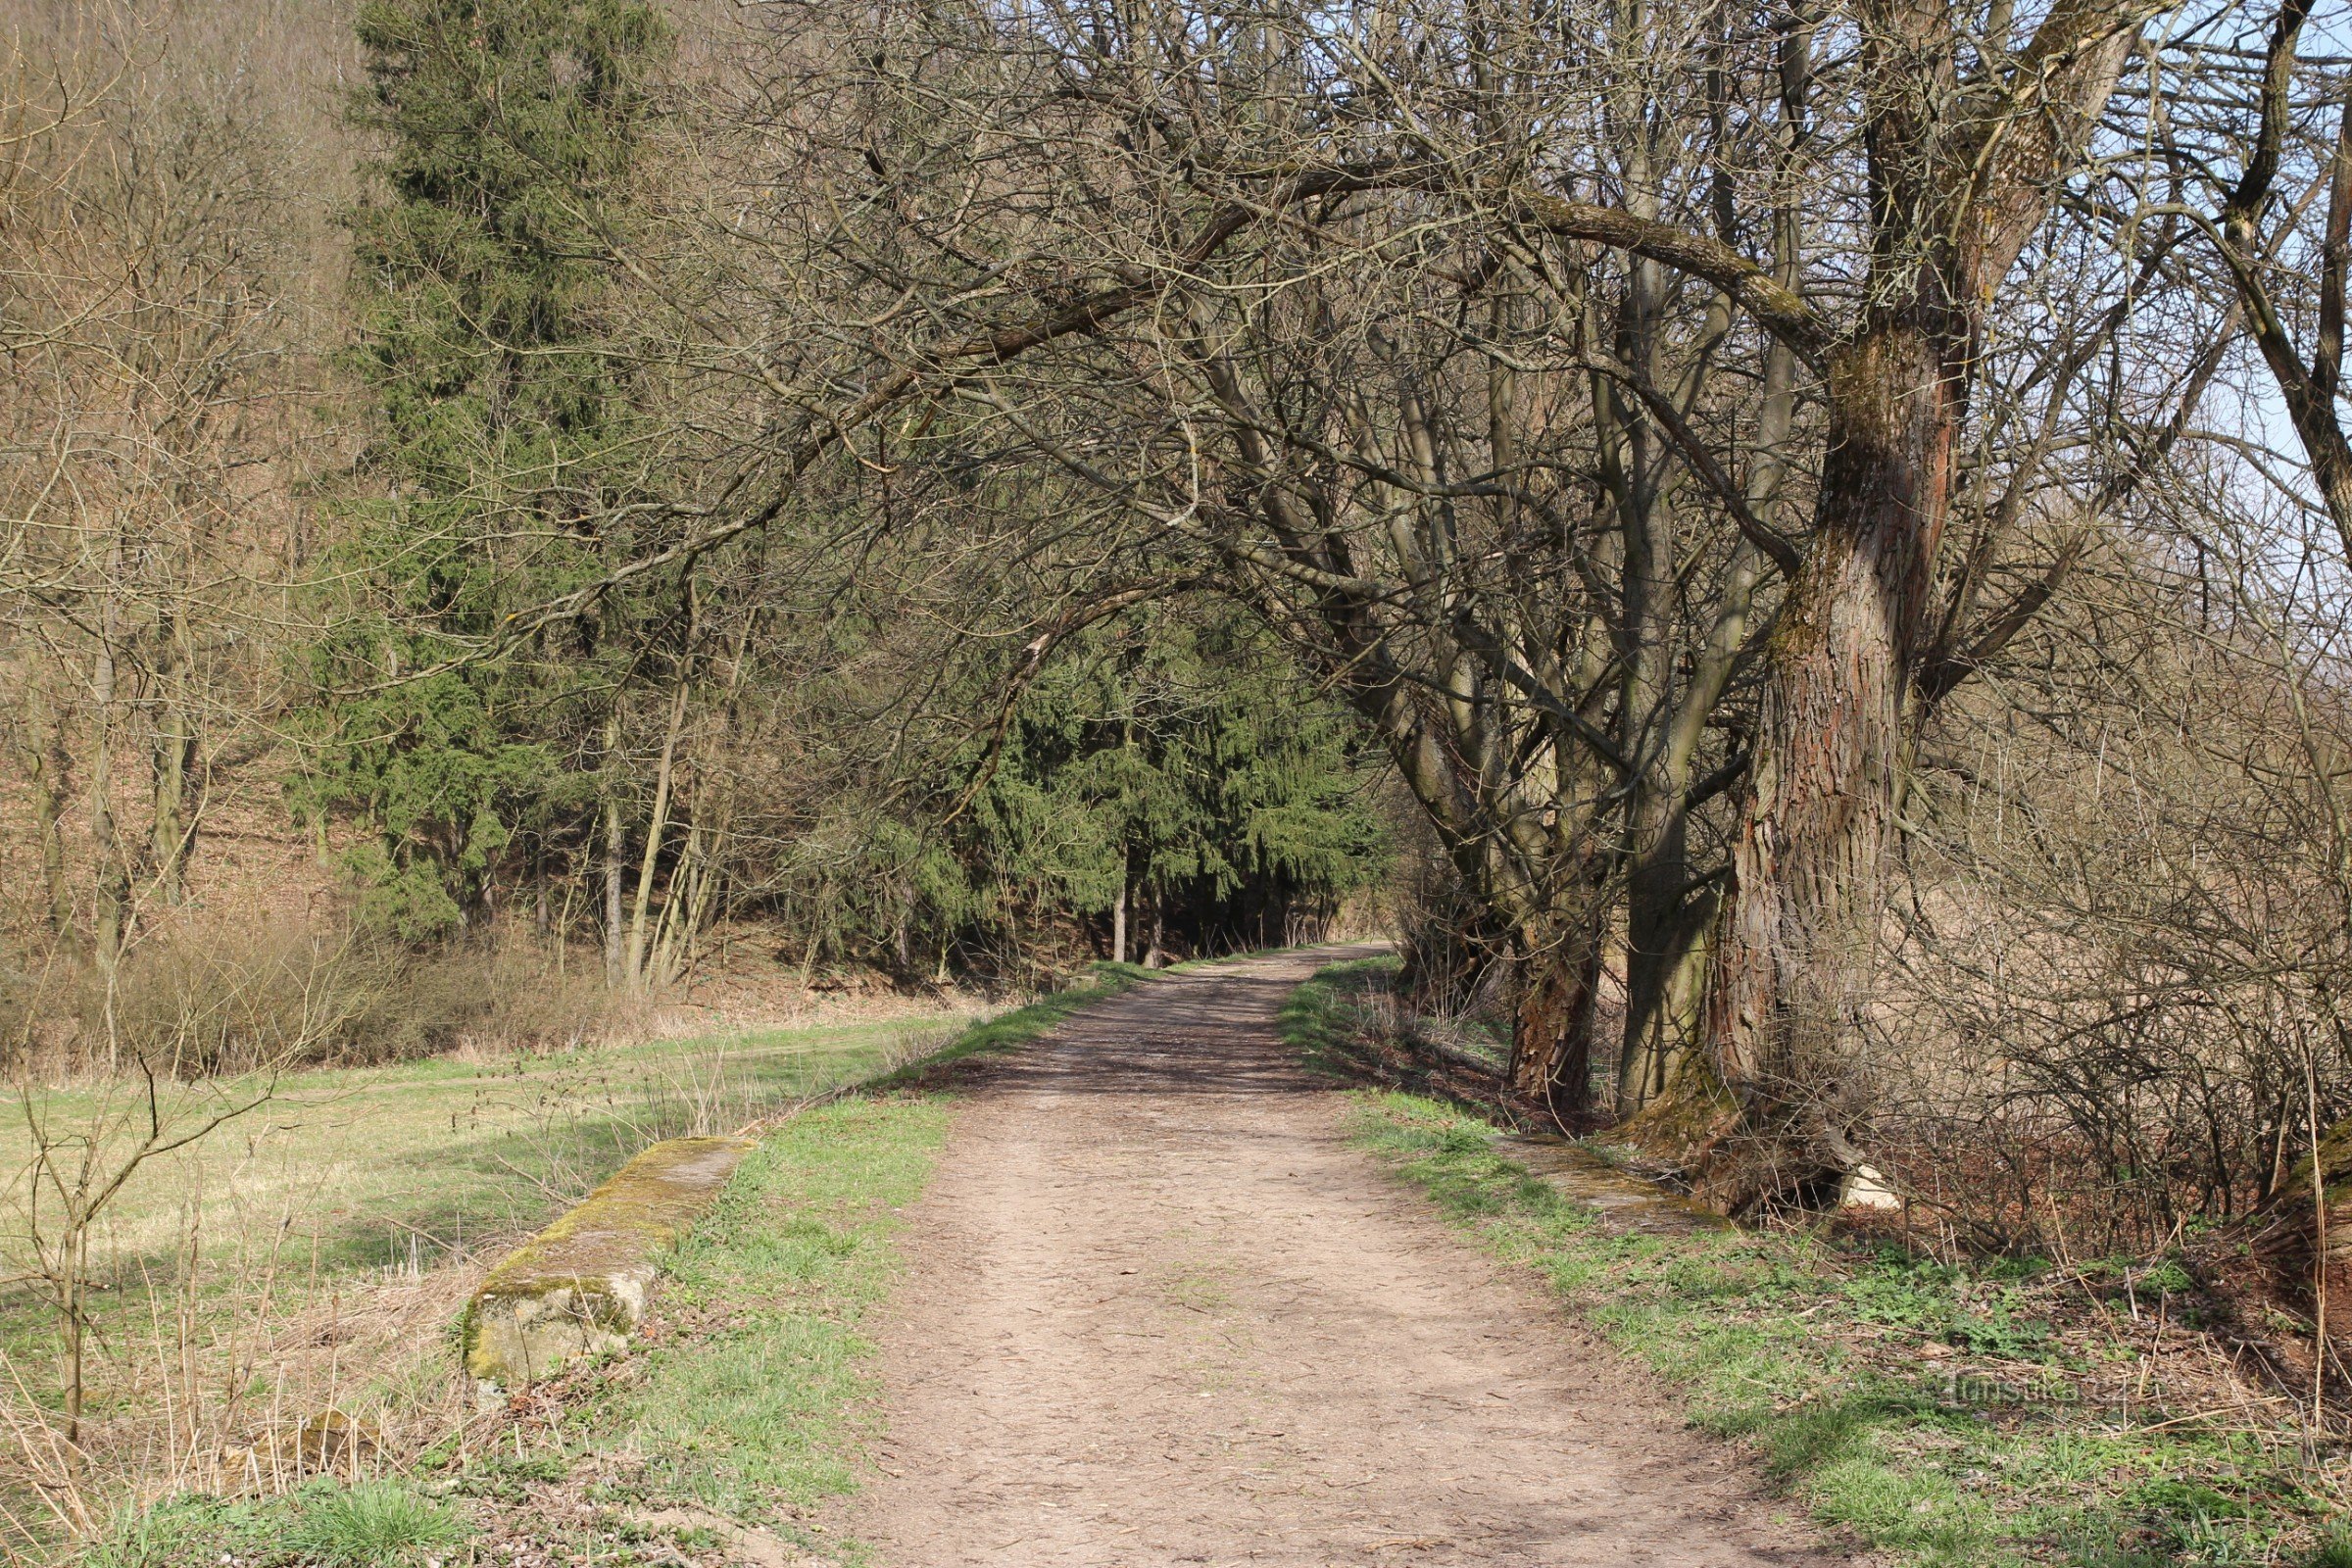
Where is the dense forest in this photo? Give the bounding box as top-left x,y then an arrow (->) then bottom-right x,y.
0,0 -> 1393,1038
13,0 -> 2352,1420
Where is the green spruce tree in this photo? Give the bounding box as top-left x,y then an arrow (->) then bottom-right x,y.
294,0 -> 667,940
922,612 -> 1388,974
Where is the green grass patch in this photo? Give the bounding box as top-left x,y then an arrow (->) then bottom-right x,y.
1279,954 -> 1401,1078
80,1478 -> 466,1568
871,960 -> 1152,1082
1280,961 -> 2344,1568
282,1478 -> 470,1567
65,968 -> 1139,1566
579,1094 -> 952,1517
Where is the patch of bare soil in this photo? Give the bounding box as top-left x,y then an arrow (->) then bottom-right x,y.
842,949 -> 1852,1566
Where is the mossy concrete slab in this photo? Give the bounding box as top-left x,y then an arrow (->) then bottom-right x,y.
464,1135 -> 752,1398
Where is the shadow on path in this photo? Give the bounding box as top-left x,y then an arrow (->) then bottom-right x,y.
844,946 -> 1847,1568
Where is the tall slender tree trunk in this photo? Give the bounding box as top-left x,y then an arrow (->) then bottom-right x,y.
1619,881 -> 1721,1111
148,616 -> 199,906
91,564 -> 129,992
1607,222 -> 1690,1119
602,708 -> 626,991
61,1226 -> 87,1447
1111,873 -> 1128,964
624,674 -> 690,993
1604,80 -> 1690,1109
1622,628 -> 1730,1122
148,700 -> 196,906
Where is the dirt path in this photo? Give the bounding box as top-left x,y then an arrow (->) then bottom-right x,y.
845,950 -> 1847,1567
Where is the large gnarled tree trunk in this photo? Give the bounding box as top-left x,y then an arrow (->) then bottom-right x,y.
1691,0 -> 2141,1209
1698,318 -> 1959,1200
1530,0 -> 2143,1203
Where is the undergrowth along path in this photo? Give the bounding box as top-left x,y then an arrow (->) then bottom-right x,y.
845,947 -> 1840,1567
1301,957 -> 2352,1568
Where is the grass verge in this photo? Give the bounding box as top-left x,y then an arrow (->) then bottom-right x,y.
70,962 -> 1147,1567
0,1009 -> 971,1558
871,961 -> 1153,1085
1281,959 -> 2352,1568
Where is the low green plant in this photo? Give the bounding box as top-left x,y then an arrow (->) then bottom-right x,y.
284,1479 -> 467,1566
1842,1252 -> 1965,1332
1945,1300 -> 2054,1360
81,1495 -> 269,1568
445,1452 -> 568,1502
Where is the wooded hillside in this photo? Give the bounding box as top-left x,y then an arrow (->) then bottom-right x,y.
9,0 -> 2352,1422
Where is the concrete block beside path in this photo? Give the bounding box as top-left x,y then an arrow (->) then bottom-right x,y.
464,1134 -> 753,1399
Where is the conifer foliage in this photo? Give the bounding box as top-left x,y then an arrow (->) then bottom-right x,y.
295,0 -> 668,939
954,614 -> 1388,969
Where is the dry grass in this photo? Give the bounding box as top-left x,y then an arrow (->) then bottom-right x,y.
0,1001 -> 974,1558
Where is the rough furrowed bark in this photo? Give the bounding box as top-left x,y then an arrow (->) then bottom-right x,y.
1690,323 -> 1957,1211
1508,904 -> 1607,1123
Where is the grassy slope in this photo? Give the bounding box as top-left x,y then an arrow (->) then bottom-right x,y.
1282,957 -> 2350,1568
0,1012 -> 970,1398
81,964 -> 1149,1568
3,1016 -> 964,1285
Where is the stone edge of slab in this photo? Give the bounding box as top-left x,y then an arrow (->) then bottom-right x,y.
462,1134 -> 754,1398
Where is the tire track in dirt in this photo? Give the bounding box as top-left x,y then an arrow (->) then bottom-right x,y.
844,948 -> 1850,1566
